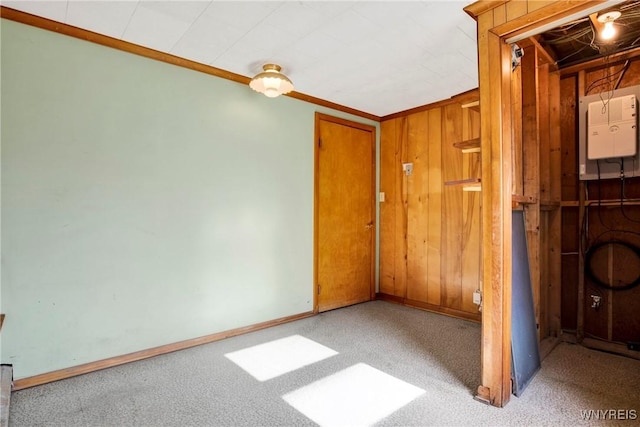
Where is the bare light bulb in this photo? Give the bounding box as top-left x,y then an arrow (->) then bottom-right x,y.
597,11 -> 621,41
601,21 -> 616,40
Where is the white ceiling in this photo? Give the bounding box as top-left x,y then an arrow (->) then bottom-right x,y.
2,0 -> 479,117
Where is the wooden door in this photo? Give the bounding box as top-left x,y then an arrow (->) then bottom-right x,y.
315,113 -> 376,312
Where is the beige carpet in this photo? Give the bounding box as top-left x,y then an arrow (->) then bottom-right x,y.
8,301 -> 640,426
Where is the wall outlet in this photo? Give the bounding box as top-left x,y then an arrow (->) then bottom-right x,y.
379,192 -> 385,202
402,163 -> 413,176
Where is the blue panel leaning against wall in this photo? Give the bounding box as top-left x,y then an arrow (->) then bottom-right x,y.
0,19 -> 379,380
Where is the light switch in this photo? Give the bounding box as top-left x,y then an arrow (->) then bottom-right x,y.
379,192 -> 385,202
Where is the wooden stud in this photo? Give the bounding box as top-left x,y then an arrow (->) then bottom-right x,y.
511,56 -> 524,196
547,70 -> 563,337
522,45 -> 542,341
576,71 -> 586,343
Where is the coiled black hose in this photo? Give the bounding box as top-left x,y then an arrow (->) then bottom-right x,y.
584,240 -> 640,291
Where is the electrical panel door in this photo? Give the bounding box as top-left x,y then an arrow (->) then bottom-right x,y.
587,94 -> 637,160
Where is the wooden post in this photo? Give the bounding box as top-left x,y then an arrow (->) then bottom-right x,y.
464,0 -> 611,408
475,11 -> 513,406
576,71 -> 587,343
547,69 -> 563,337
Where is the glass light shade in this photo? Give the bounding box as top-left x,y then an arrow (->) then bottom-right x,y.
249,64 -> 294,98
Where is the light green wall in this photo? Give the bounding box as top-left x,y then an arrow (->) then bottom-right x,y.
1,19 -> 379,380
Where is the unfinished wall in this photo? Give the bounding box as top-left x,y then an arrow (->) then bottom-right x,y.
379,99 -> 481,321
560,55 -> 640,346
510,42 -> 562,341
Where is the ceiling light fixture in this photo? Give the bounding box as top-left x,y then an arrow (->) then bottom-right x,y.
249,64 -> 294,98
597,10 -> 621,40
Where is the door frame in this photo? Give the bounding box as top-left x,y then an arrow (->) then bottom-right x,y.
314,112 -> 377,313
465,0 -> 620,408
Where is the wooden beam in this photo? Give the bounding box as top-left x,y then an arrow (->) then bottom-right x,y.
560,46 -> 640,76
491,1 -> 616,42
519,36 -> 557,67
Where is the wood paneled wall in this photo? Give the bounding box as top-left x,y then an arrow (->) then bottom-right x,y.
560,55 -> 640,346
379,100 -> 481,321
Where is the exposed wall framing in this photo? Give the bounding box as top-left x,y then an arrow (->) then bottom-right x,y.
560,55 -> 640,357
465,0 -> 611,408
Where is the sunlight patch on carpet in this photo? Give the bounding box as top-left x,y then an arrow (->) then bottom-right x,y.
282,363 -> 425,427
224,335 -> 338,381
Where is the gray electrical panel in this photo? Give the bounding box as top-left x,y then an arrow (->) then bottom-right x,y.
578,84 -> 640,180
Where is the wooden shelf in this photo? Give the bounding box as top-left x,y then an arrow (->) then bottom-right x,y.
461,100 -> 480,112
453,138 -> 481,153
445,178 -> 481,191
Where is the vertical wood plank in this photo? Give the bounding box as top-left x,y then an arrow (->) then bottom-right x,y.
506,1 -> 528,22
539,212 -> 549,337
427,108 -> 443,306
560,75 -> 578,201
576,70 -> 587,342
441,104 -> 464,311
406,111 -> 430,302
379,119 -> 397,295
538,62 -> 552,339
522,45 -> 541,340
461,108 -> 482,313
394,118 -> 409,298
548,70 -> 562,336
527,1 -> 551,13
511,59 -> 524,196
539,63 -> 551,203
496,32 -> 514,410
476,9 -> 495,406
476,13 -> 513,406
493,4 -> 507,26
